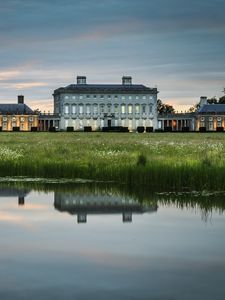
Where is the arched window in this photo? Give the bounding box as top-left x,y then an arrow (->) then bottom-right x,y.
93,104 -> 98,115
114,104 -> 119,113
86,104 -> 91,114
64,104 -> 69,115
72,104 -> 76,114
128,104 -> 133,114
121,104 -> 126,114
79,104 -> 84,114
100,104 -> 105,113
135,104 -> 140,114
107,103 -> 111,113
142,104 -> 146,114
149,104 -> 153,113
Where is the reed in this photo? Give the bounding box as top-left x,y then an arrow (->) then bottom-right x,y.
0,132 -> 225,190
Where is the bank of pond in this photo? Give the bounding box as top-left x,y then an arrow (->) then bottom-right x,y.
1,132 -> 225,190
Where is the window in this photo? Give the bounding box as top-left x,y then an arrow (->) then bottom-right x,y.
108,95 -> 111,99
3,117 -> 7,122
29,116 -> 33,122
79,104 -> 83,114
201,117 -> 205,121
128,104 -> 133,114
142,105 -> 146,114
72,105 -> 76,114
93,95 -> 97,98
209,117 -> 213,121
149,105 -> 153,113
100,95 -> 104,99
114,95 -> 118,99
79,95 -> 83,100
64,105 -> 69,115
136,96 -> 139,100
64,95 -> 69,99
129,96 -> 132,100
72,96 -> 76,100
12,122 -> 16,128
114,104 -> 119,113
20,124 -> 24,130
12,116 -> 16,121
217,122 -> 222,127
86,105 -> 91,114
100,104 -> 105,113
121,104 -> 126,114
86,95 -> 90,98
122,96 -> 125,100
142,96 -> 146,100
200,122 -> 205,127
135,104 -> 140,114
93,104 -> 98,114
3,123 -> 7,130
20,117 -> 25,122
107,104 -> 111,113
209,122 -> 213,131
217,117 -> 221,121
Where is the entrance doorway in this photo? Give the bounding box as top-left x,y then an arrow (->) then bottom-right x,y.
108,119 -> 111,127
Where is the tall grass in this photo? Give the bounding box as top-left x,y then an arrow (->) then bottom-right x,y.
1,132 -> 225,190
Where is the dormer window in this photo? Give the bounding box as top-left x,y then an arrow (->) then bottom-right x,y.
77,76 -> 86,85
122,76 -> 132,85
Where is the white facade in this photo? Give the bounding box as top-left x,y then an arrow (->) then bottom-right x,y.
53,76 -> 158,131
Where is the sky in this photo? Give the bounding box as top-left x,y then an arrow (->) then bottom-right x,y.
0,0 -> 225,112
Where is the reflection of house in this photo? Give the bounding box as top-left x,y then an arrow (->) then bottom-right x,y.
0,96 -> 38,131
53,76 -> 158,132
54,192 -> 157,223
0,186 -> 30,206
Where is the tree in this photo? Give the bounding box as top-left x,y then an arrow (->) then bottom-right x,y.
207,97 -> 218,104
219,96 -> 225,104
157,99 -> 175,114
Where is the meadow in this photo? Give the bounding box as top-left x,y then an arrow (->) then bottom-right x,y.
0,132 -> 225,191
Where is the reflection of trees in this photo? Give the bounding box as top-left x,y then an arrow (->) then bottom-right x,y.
0,181 -> 225,219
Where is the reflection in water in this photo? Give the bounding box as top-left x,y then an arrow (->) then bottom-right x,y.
0,182 -> 225,300
0,186 -> 29,206
54,192 -> 157,223
0,182 -> 225,223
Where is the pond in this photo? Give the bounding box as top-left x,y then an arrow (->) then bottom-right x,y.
0,181 -> 225,300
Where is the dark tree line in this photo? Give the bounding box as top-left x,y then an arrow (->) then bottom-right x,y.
157,99 -> 175,114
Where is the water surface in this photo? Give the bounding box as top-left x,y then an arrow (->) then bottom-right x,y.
0,183 -> 225,300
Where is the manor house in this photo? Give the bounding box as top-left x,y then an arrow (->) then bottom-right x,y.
53,76 -> 158,131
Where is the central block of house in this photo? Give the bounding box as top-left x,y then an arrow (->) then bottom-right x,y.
53,76 -> 158,131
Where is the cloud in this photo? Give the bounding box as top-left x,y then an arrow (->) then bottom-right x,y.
0,0 -> 225,110
11,82 -> 48,89
0,70 -> 21,80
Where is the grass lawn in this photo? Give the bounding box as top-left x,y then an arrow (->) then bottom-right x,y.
0,132 -> 225,190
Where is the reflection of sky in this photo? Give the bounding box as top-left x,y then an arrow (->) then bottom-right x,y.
0,191 -> 225,299
0,0 -> 225,112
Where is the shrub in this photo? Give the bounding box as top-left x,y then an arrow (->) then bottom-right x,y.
137,126 -> 144,133
137,154 -> 147,166
67,127 -> 74,132
146,127 -> 153,132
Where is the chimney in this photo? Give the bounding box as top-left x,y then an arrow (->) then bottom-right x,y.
199,96 -> 208,108
122,76 -> 132,85
18,95 -> 24,104
77,76 -> 87,85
